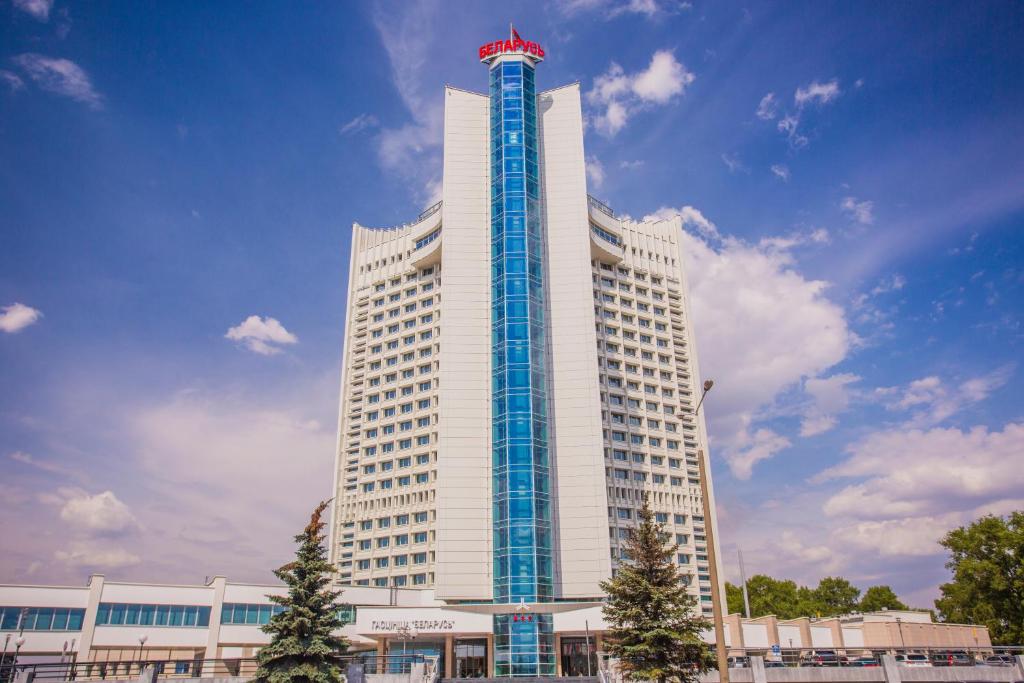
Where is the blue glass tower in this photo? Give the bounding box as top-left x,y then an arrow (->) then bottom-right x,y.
488,52 -> 555,677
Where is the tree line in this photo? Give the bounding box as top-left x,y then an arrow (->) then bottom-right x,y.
724,575 -> 911,620
724,512 -> 1023,646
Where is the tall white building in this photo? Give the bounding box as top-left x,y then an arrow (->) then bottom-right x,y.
329,29 -> 724,677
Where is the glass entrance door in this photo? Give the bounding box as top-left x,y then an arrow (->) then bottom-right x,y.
560,637 -> 597,677
454,638 -> 488,678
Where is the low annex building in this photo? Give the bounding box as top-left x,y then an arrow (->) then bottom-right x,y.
0,575 -> 991,679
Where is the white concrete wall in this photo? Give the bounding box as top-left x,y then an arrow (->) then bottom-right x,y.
779,624 -> 803,648
434,86 -> 493,601
843,627 -> 865,648
743,623 -> 770,648
810,626 -> 834,647
100,583 -> 213,605
91,626 -> 207,648
539,83 -> 613,599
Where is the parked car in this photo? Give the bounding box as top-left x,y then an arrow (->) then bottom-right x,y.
764,661 -> 787,668
800,650 -> 842,667
849,656 -> 880,667
895,654 -> 932,667
984,654 -> 1016,667
931,650 -> 975,667
727,656 -> 750,668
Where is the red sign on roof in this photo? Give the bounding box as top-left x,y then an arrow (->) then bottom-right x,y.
479,27 -> 544,63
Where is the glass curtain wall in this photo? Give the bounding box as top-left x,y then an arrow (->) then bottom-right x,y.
488,56 -> 555,677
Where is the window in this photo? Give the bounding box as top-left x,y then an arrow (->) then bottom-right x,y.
95,603 -> 211,628
413,532 -> 428,543
221,603 -> 286,625
413,552 -> 428,564
0,607 -> 86,631
414,511 -> 428,523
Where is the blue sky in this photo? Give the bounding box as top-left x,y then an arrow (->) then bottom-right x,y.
1,0 -> 1022,608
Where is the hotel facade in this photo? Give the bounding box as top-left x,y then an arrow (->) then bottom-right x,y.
328,31 -> 724,676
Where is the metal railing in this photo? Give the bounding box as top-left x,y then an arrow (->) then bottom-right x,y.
417,201 -> 442,222
0,654 -> 439,682
704,646 -> 1023,669
588,195 -> 615,218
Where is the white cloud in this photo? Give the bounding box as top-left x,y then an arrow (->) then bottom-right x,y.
57,489 -> 139,534
777,113 -> 808,148
587,50 -> 694,136
225,315 -> 298,355
799,415 -> 837,438
1,70 -> 25,91
55,542 -> 140,569
586,155 -> 606,189
818,423 -> 1024,557
841,196 -> 874,224
642,205 -> 719,240
0,302 -> 42,333
721,153 -> 745,173
801,373 -> 859,436
770,164 -> 790,182
675,215 -> 852,478
795,79 -> 841,106
12,54 -> 103,109
877,365 -> 1013,427
370,3 -> 444,203
557,0 -> 687,18
339,113 -> 379,136
10,451 -> 74,477
756,92 -> 777,120
12,0 -> 53,21
619,159 -> 645,170
127,390 -> 336,577
870,273 -> 906,295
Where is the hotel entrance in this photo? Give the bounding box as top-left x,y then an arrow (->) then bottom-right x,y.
453,638 -> 488,678
559,637 -> 597,677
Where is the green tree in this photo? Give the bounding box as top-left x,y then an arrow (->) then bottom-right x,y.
744,575 -> 805,619
254,501 -> 349,683
934,512 -> 1024,645
859,586 -> 908,612
725,582 -> 745,615
809,577 -> 861,617
601,497 -> 715,683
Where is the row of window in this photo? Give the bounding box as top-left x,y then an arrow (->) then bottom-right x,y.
0,606 -> 85,631
609,468 -> 696,487
371,276 -> 435,300
361,436 -> 432,455
361,454 -> 431,473
360,472 -> 432,492
608,450 -> 697,468
357,511 -> 429,529
595,262 -> 667,286
364,397 -> 433,420
351,573 -> 429,587
355,531 -> 429,549
95,602 -> 211,628
352,552 -> 429,569
594,276 -> 669,301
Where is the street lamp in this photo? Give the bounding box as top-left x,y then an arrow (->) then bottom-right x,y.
137,635 -> 148,675
1,633 -> 11,672
13,637 -> 25,672
694,379 -> 729,683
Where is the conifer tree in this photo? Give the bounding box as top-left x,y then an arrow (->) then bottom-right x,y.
254,500 -> 349,683
600,496 -> 715,683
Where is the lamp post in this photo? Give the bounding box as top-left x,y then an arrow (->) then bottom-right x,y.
137,635 -> 148,675
694,379 -> 729,683
13,637 -> 25,673
1,633 -> 11,672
